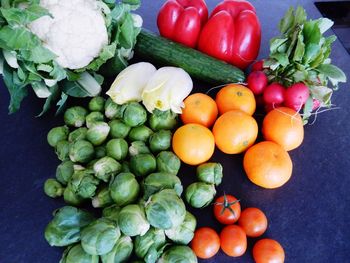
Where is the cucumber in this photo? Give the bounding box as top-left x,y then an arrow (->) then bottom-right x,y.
134,29 -> 246,85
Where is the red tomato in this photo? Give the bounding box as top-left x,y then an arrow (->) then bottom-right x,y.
191,227 -> 220,259
238,207 -> 268,237
220,225 -> 247,257
253,239 -> 285,263
213,194 -> 241,224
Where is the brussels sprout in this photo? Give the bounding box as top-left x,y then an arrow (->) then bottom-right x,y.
156,151 -> 181,175
145,189 -> 186,230
105,98 -> 125,119
196,163 -> 223,186
86,122 -> 110,146
69,170 -> 100,199
143,172 -> 183,200
106,138 -> 128,161
121,161 -> 131,173
149,109 -> 177,131
55,140 -> 70,161
109,173 -> 140,206
129,141 -> 150,157
60,244 -> 99,263
102,205 -> 121,223
44,178 -> 64,198
130,154 -> 157,177
93,157 -> 121,182
95,145 -> 107,159
86,111 -> 105,128
101,235 -> 133,263
47,126 -> 69,147
92,187 -> 114,208
159,246 -> 197,263
185,182 -> 216,209
56,160 -> 75,185
87,159 -> 98,169
109,120 -> 131,139
63,186 -> 85,206
68,127 -> 88,143
69,140 -> 95,163
165,212 -> 197,245
122,102 -> 147,127
45,206 -> 94,247
128,125 -> 154,142
81,218 -> 121,255
89,96 -> 105,112
149,130 -> 172,153
135,228 -> 166,261
64,106 -> 88,127
118,204 -> 150,237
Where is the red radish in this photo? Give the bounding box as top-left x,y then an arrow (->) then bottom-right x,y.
247,71 -> 268,95
264,103 -> 282,113
284,83 -> 310,112
312,99 -> 320,111
263,82 -> 285,105
252,60 -> 264,71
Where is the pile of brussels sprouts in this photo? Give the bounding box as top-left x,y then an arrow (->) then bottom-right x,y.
44,97 -> 203,263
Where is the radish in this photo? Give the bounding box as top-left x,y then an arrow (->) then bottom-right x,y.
251,60 -> 264,71
284,83 -> 310,112
247,71 -> 268,95
312,99 -> 320,111
264,103 -> 282,113
263,82 -> 285,105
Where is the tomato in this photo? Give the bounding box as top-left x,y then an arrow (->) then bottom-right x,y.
253,239 -> 285,263
220,225 -> 247,257
213,194 -> 241,224
191,227 -> 220,259
238,207 -> 268,237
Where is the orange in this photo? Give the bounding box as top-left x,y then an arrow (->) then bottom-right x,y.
215,84 -> 256,115
181,93 -> 218,127
262,107 -> 304,151
243,141 -> 293,189
212,110 -> 258,154
172,124 -> 215,165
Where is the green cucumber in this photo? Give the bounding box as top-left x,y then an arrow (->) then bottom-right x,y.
134,29 -> 246,85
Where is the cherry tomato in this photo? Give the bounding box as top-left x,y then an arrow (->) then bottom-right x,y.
220,225 -> 247,257
238,207 -> 268,237
253,239 -> 285,263
191,227 -> 220,259
213,194 -> 241,224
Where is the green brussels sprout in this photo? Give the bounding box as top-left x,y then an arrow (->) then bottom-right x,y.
102,205 -> 121,223
44,178 -> 64,198
89,96 -> 105,112
45,206 -> 94,247
64,106 -> 88,127
159,246 -> 197,263
145,189 -> 186,230
122,102 -> 147,127
69,140 -> 95,163
109,120 -> 131,139
185,182 -> 216,209
68,127 -> 88,143
86,122 -> 110,146
60,244 -> 99,263
87,159 -> 98,169
47,126 -> 69,147
109,173 -> 140,206
143,172 -> 183,200
165,212 -> 197,245
196,162 -> 223,186
121,161 -> 131,173
129,141 -> 150,157
101,235 -> 133,263
95,145 -> 107,159
93,157 -> 121,182
128,125 -> 154,142
149,130 -> 172,153
56,160 -> 75,185
55,140 -> 70,161
118,204 -> 150,237
149,109 -> 178,131
156,151 -> 181,175
135,228 -> 166,261
106,138 -> 128,161
63,186 -> 85,206
105,98 -> 125,119
86,111 -> 105,128
69,170 -> 100,199
130,154 -> 157,177
81,218 -> 121,255
92,187 -> 114,208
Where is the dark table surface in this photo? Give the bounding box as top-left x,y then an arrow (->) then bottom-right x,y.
0,0 -> 349,262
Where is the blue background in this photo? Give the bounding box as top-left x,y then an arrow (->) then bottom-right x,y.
0,0 -> 349,262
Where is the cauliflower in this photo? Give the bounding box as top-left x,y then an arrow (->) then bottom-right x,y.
28,0 -> 108,70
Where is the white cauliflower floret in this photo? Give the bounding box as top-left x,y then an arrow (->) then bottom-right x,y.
28,0 -> 108,70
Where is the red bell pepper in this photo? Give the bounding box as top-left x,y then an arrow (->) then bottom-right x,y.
157,0 -> 208,48
198,0 -> 261,69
